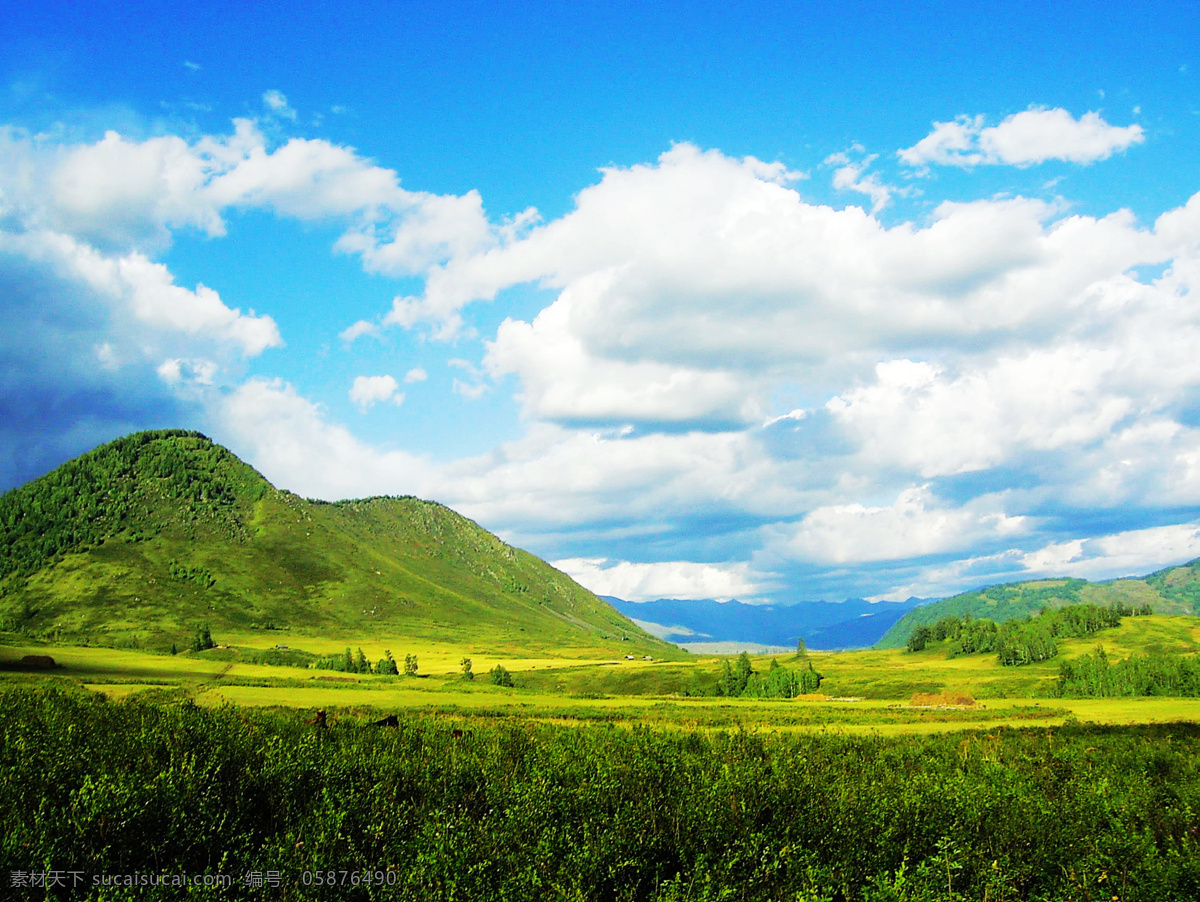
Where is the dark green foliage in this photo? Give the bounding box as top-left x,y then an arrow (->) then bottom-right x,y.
906,625 -> 932,652
168,559 -> 216,589
188,624 -> 215,652
1055,647 -> 1200,697
403,653 -> 418,677
907,604 -> 1137,667
1145,559 -> 1200,614
490,663 -> 514,686
877,568 -> 1197,649
460,657 -> 474,681
716,654 -> 821,698
742,658 -> 823,698
3,688 -> 1200,900
376,650 -> 399,676
313,647 -> 376,674
716,651 -> 754,697
0,430 -> 263,586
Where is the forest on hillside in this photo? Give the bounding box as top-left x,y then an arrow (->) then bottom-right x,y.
0,430 -> 264,588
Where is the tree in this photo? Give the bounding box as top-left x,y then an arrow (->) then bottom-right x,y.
460,657 -> 474,681
342,647 -> 354,672
354,647 -> 369,674
189,624 -> 214,652
718,652 -> 755,697
404,653 -> 418,677
907,626 -> 932,653
376,649 -> 399,675
795,637 -> 808,658
489,664 -> 513,687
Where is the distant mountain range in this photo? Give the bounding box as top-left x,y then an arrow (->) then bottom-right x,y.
608,555 -> 1200,652
604,596 -> 926,651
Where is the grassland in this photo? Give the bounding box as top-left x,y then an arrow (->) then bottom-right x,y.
4,613 -> 1200,738
4,686 -> 1200,901
4,616 -> 1200,899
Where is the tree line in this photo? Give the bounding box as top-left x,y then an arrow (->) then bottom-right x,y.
715,652 -> 822,698
1055,646 -> 1200,697
906,602 -> 1152,666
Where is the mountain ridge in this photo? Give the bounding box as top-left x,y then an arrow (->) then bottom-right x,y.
0,430 -> 673,657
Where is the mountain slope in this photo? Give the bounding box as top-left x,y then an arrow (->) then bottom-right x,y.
0,430 -> 672,656
877,568 -> 1200,649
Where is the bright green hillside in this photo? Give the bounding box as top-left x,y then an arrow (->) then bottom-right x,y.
878,567 -> 1200,649
0,430 -> 674,658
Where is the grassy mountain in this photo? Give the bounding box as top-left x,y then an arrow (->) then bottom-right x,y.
877,566 -> 1200,649
0,430 -> 673,657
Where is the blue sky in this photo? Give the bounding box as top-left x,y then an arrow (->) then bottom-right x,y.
3,1 -> 1200,606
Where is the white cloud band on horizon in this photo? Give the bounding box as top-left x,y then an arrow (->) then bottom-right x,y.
552,557 -> 766,602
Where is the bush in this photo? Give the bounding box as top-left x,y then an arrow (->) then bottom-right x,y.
490,663 -> 514,687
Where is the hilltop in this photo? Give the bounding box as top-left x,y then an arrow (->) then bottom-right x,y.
878,565 -> 1200,649
0,430 -> 673,657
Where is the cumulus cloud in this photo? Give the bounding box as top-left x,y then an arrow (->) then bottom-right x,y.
0,120 -> 493,271
781,485 -> 1026,565
7,104 -> 1200,609
349,374 -> 403,409
1020,522 -> 1200,581
899,108 -> 1144,169
217,378 -> 431,500
0,229 -> 281,356
553,557 -> 764,602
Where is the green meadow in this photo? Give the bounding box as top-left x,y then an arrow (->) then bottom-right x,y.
6,434 -> 1200,899
5,612 -> 1200,735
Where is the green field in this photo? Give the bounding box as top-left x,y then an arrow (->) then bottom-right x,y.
5,612 -> 1200,737
5,615 -> 1200,900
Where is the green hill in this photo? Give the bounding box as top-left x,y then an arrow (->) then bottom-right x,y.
0,430 -> 673,657
878,566 -> 1200,650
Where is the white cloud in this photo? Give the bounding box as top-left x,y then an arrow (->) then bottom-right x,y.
0,228 -> 282,357
452,379 -> 488,400
899,107 -> 1144,169
0,120 -> 493,274
827,348 -> 1135,478
157,357 -> 218,386
553,557 -> 764,602
339,319 -> 376,342
403,367 -> 428,383
485,297 -> 757,425
349,374 -> 403,409
218,378 -> 431,499
262,89 -> 297,121
781,485 -> 1026,565
1020,522 -> 1200,581
825,148 -> 894,213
